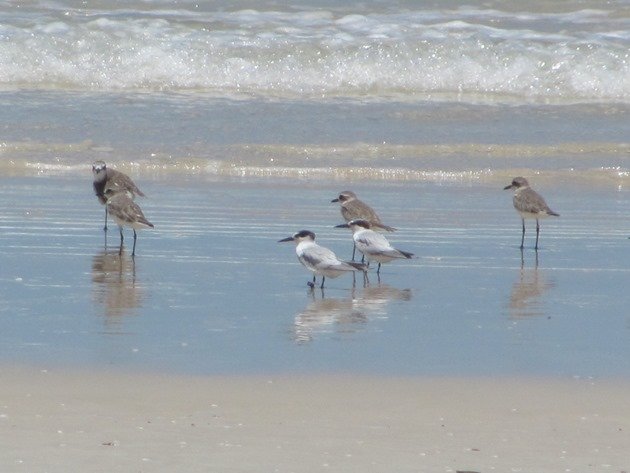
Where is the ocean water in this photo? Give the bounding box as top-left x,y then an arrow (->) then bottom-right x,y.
0,0 -> 629,183
0,1 -> 629,377
1,0 -> 629,100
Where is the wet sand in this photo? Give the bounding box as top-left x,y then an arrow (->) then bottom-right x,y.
1,365 -> 629,473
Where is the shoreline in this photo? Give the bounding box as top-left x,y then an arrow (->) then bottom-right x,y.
1,364 -> 629,472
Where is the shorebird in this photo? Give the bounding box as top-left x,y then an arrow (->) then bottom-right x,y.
104,188 -> 154,256
278,230 -> 367,289
93,160 -> 145,231
504,177 -> 559,250
336,219 -> 413,275
332,190 -> 395,260
332,191 -> 395,231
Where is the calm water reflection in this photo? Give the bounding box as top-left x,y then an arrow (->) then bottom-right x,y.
507,250 -> 556,319
91,249 -> 146,331
292,284 -> 412,343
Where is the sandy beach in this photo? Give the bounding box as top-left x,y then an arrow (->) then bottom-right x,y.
0,366 -> 628,473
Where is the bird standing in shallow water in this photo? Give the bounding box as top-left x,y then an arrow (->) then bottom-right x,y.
336,219 -> 413,275
105,188 -> 154,257
93,160 -> 145,231
504,177 -> 559,250
278,230 -> 367,289
331,190 -> 395,260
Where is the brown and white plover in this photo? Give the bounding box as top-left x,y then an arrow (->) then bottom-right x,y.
331,190 -> 395,260
504,177 -> 559,250
93,160 -> 145,231
104,188 -> 154,256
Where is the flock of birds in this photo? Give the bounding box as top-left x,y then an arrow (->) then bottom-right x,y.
92,162 -> 560,286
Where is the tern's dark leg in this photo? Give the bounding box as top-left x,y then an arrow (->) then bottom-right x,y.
104,207 -> 108,232
320,276 -> 326,289
132,229 -> 138,257
520,218 -> 525,249
535,219 -> 540,250
351,243 -> 356,261
376,262 -> 382,275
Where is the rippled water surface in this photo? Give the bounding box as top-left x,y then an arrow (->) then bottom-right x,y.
0,176 -> 628,377
0,0 -> 629,378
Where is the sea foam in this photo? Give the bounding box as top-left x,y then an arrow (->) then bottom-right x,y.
0,3 -> 628,103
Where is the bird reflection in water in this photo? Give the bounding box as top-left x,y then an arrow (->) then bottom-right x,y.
508,250 -> 555,318
292,284 -> 412,343
91,249 -> 145,332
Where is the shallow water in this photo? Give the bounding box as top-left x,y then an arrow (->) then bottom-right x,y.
1,91 -> 628,186
0,0 -> 629,379
0,175 -> 628,378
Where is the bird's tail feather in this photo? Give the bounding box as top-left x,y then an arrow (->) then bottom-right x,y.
347,261 -> 369,272
374,223 -> 396,232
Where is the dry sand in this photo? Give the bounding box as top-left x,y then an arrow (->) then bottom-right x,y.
0,366 -> 628,472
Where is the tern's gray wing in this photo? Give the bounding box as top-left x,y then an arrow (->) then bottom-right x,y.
300,245 -> 355,271
355,231 -> 392,251
355,231 -> 412,259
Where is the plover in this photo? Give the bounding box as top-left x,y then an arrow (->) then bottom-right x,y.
504,177 -> 559,250
332,191 -> 395,231
336,219 -> 413,274
104,188 -> 154,256
93,160 -> 145,231
332,190 -> 395,260
278,230 -> 367,289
